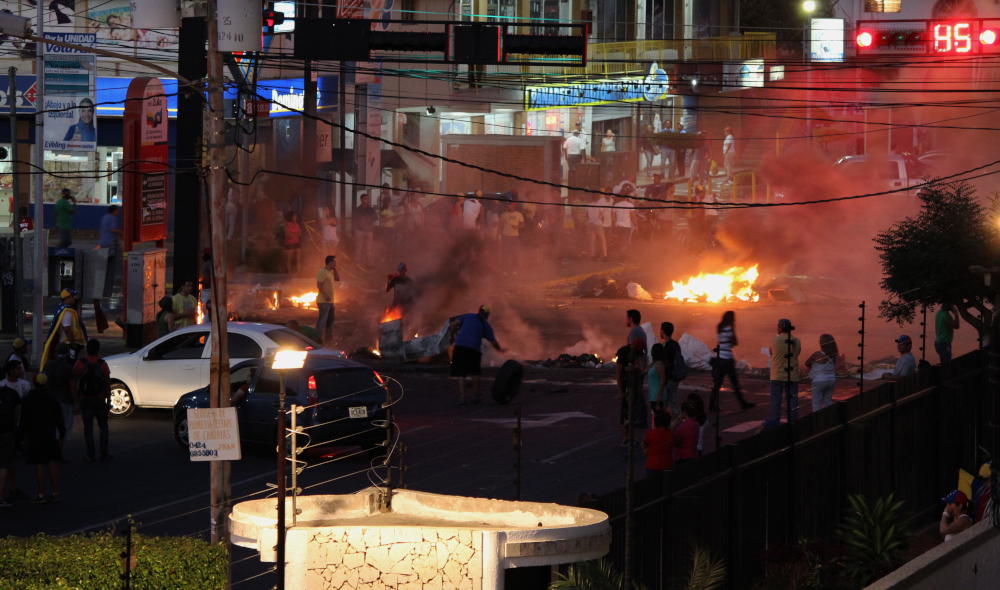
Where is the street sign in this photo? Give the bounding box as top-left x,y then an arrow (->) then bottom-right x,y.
187,408 -> 242,461
244,99 -> 270,118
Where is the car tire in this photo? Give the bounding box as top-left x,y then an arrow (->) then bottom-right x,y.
174,416 -> 189,449
109,382 -> 135,417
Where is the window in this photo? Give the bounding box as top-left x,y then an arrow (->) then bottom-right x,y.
878,162 -> 901,180
147,331 -> 208,360
230,364 -> 258,395
229,334 -> 263,359
401,0 -> 415,21
254,368 -> 298,397
864,0 -> 901,13
315,368 -> 382,398
265,328 -> 319,350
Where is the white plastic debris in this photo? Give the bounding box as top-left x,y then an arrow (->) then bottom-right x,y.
627,283 -> 653,300
641,322 -> 657,363
678,333 -> 715,371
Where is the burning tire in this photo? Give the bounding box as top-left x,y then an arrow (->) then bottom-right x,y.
491,360 -> 524,405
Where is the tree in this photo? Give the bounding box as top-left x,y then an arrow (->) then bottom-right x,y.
874,182 -> 1000,333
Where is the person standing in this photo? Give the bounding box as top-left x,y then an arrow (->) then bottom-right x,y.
499,201 -> 525,260
563,129 -> 585,170
404,192 -> 425,235
805,334 -> 838,412
45,343 -> 78,447
74,339 -> 112,462
225,186 -> 238,240
639,125 -> 655,175
709,311 -> 755,412
172,280 -> 198,329
18,374 -> 65,503
0,359 -> 29,504
935,304 -> 960,365
767,319 -> 801,427
659,121 -> 675,179
448,305 -> 505,406
462,195 -> 484,231
672,401 -> 699,464
379,192 -> 396,256
40,289 -> 88,370
641,410 -> 674,474
601,129 -> 616,152
385,263 -> 415,316
54,188 -> 76,248
99,205 -> 122,297
613,192 -> 636,258
283,211 -> 301,275
322,207 -> 339,256
647,343 -> 668,413
353,194 -> 378,270
155,296 -> 176,337
315,255 -> 341,345
9,338 -> 31,372
659,322 -> 684,417
723,126 -> 736,184
588,192 -> 610,261
616,338 -> 647,448
625,309 -> 646,347
0,367 -> 22,506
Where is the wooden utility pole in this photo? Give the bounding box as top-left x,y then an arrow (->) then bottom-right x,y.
205,0 -> 232,582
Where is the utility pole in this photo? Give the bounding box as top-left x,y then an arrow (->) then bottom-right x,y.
31,0 -> 44,350
205,0 -> 232,582
9,68 -> 23,340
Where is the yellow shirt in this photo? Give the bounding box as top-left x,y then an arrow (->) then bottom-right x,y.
173,293 -> 198,328
500,211 -> 524,237
770,333 -> 802,382
317,268 -> 336,303
380,208 -> 395,228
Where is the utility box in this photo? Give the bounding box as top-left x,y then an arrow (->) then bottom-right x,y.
125,248 -> 166,348
48,246 -> 77,296
21,229 -> 47,297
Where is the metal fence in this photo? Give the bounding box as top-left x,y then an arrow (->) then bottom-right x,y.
596,349 -> 994,589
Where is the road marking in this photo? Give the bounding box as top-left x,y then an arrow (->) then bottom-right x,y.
539,433 -> 621,463
58,470 -> 275,537
470,411 -> 595,429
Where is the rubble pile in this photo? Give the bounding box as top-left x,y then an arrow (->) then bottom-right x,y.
532,353 -> 605,369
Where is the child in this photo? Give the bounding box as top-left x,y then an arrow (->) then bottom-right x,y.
642,410 -> 674,473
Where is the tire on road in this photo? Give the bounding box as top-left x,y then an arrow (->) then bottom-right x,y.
174,416 -> 189,449
491,360 -> 524,405
109,381 -> 135,418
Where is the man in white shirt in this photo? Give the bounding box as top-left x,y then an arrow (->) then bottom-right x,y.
723,126 -> 736,184
563,130 -> 585,170
462,197 -> 483,230
613,192 -> 636,256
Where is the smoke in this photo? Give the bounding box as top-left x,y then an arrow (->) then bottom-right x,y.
564,324 -> 618,361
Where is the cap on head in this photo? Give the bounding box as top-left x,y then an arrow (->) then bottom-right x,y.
778,318 -> 794,331
895,335 -> 911,344
12,338 -> 25,350
943,490 -> 968,504
981,463 -> 992,478
61,289 -> 78,300
61,188 -> 71,197
479,305 -> 491,316
34,373 -> 47,386
398,263 -> 407,272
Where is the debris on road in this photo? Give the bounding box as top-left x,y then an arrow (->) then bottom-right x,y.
531,353 -> 605,369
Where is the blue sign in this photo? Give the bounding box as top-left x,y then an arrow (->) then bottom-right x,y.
0,76 -> 38,114
224,76 -> 339,118
43,33 -> 96,54
95,77 -> 178,117
525,70 -> 670,111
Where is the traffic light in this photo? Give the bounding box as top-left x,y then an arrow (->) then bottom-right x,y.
263,2 -> 285,34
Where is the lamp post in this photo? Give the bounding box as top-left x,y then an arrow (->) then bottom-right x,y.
271,349 -> 308,590
803,1 -> 817,143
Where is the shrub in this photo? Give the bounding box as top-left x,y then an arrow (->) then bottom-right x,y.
837,494 -> 913,587
0,531 -> 228,590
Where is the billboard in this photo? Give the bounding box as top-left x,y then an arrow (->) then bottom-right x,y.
43,34 -> 97,152
811,18 -> 845,62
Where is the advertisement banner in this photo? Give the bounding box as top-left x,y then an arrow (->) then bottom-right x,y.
87,0 -> 177,51
810,18 -> 845,62
43,40 -> 97,152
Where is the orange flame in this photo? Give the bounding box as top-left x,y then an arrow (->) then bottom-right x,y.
381,306 -> 402,323
289,292 -> 318,308
664,265 -> 761,303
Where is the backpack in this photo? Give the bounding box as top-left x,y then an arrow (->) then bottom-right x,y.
669,341 -> 688,381
77,360 -> 107,399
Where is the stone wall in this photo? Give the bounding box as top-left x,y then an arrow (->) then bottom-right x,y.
304,527 -> 483,590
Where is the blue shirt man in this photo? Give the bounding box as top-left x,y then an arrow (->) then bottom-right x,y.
99,205 -> 122,249
449,305 -> 505,405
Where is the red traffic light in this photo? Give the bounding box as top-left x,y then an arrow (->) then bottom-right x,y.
981,29 -> 997,45
856,31 -> 873,47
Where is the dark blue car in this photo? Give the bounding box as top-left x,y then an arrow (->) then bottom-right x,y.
172,354 -> 388,457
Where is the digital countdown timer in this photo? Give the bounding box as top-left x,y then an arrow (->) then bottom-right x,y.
856,19 -> 1000,55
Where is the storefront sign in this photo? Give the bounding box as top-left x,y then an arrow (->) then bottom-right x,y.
140,172 -> 166,226
810,18 -> 845,62
337,0 -> 364,19
244,99 -> 271,118
0,76 -> 38,113
722,60 -> 765,91
187,408 -> 242,461
525,69 -> 670,111
123,77 -> 169,244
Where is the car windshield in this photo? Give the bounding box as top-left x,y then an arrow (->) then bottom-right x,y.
314,368 -> 382,399
265,328 -> 319,350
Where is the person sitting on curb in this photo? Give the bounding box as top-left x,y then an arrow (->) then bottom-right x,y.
940,490 -> 973,541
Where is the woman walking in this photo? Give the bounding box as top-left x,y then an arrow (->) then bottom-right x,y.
709,311 -> 755,412
647,343 -> 668,414
805,334 -> 838,411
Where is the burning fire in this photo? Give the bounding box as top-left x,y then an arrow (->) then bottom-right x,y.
268,291 -> 279,311
289,292 -> 318,308
196,301 -> 205,324
664,265 -> 761,303
381,306 -> 402,323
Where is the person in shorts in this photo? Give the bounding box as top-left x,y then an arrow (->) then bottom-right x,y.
19,374 -> 65,503
448,305 -> 506,406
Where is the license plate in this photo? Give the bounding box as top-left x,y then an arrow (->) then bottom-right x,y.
349,406 -> 368,419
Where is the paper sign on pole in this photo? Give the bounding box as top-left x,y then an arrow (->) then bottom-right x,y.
217,0 -> 263,52
129,0 -> 182,29
187,407 -> 242,461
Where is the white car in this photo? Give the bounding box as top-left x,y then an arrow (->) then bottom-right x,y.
104,322 -> 326,417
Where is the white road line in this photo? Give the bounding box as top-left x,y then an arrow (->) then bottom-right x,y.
58,470 -> 275,537
539,434 -> 620,463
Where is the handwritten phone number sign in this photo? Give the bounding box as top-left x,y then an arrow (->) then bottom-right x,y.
187,408 -> 242,461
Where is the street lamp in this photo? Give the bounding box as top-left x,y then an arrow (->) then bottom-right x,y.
271,349 -> 307,590
803,0 -> 817,12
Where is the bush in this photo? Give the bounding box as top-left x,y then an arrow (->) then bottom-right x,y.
0,531 -> 228,590
837,494 -> 913,587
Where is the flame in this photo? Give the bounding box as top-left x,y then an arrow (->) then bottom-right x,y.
664,265 -> 761,303
381,306 -> 402,323
289,292 -> 318,308
268,291 -> 279,311
373,349 -> 381,357
196,301 -> 205,324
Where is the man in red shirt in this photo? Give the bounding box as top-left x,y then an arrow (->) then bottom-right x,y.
642,411 -> 674,472
73,339 -> 112,461
18,208 -> 32,233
